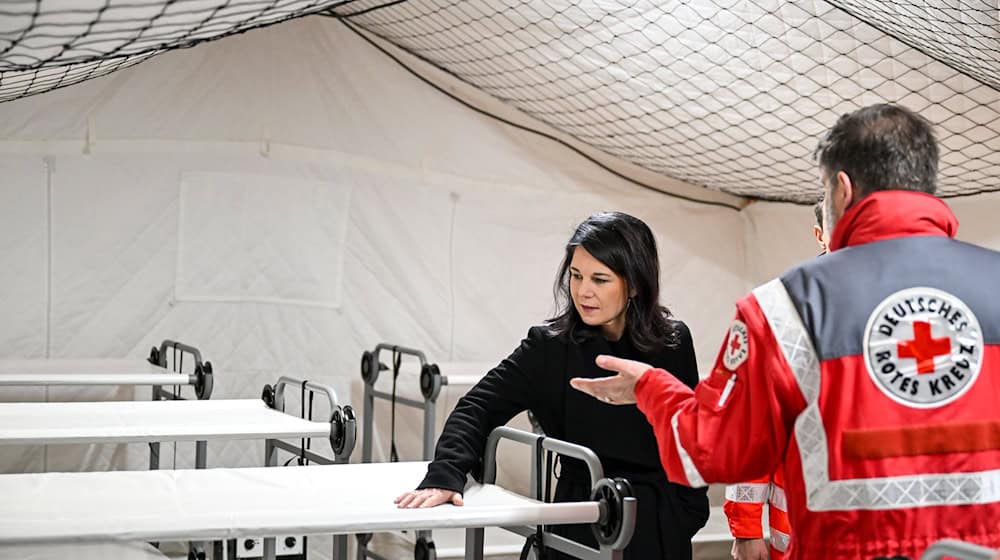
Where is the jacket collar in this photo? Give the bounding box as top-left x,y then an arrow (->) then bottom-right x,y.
829,190 -> 958,252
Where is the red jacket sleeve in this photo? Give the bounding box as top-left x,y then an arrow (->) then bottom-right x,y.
723,474 -> 771,539
634,294 -> 806,486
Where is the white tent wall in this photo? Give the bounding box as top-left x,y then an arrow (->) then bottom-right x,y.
2,13 -> 998,558
0,14 -> 745,485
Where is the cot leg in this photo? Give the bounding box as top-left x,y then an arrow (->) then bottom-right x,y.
464,528 -> 484,560
196,440 -> 207,469
415,535 -> 436,560
186,543 -> 206,560
332,534 -> 348,560
356,533 -> 372,560
422,400 -> 435,461
362,383 -> 374,462
265,439 -> 278,467
264,537 -> 276,560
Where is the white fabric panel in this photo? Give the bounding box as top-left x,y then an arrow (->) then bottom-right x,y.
948,192 -> 1000,252
177,172 -> 350,308
0,462 -> 599,544
742,202 -> 823,287
0,399 -> 331,445
0,542 -> 167,560
0,157 -> 47,358
340,175 -> 453,357
451,189 -> 603,363
48,156 -> 178,359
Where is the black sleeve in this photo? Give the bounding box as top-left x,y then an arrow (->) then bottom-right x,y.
672,321 -> 700,390
418,326 -> 545,494
666,320 -> 710,522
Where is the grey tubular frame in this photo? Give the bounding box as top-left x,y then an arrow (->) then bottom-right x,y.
263,376 -> 357,560
358,343 -> 439,560
469,426 -> 637,560
147,339 -> 214,472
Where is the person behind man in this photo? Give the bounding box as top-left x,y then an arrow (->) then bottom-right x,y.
571,104 -> 1000,559
812,201 -> 829,254
723,202 -> 829,560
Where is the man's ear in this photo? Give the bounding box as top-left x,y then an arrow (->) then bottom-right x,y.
836,170 -> 856,207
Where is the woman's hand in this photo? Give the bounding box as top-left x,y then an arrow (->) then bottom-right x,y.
394,488 -> 464,509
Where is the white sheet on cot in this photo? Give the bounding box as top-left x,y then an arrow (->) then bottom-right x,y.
0,399 -> 332,445
0,541 -> 167,560
0,461 -> 600,544
0,358 -> 187,387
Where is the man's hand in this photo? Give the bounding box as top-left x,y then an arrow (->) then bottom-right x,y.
394,488 -> 464,508
731,538 -> 770,560
568,355 -> 652,405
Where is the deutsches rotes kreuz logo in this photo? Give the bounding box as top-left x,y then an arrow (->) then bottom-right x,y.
864,287 -> 983,408
723,320 -> 749,371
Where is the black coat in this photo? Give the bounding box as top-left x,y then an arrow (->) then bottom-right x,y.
419,321 -> 710,560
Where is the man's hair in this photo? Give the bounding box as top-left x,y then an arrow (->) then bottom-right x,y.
813,201 -> 823,229
815,104 -> 938,196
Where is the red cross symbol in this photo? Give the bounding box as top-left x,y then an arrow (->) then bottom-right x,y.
897,321 -> 951,374
729,333 -> 743,355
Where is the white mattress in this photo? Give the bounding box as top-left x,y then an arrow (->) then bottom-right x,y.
0,542 -> 167,560
378,361 -> 495,390
0,461 -> 599,544
0,399 -> 332,445
438,361 -> 496,386
0,359 -> 187,386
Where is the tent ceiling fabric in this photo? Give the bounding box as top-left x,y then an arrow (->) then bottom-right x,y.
1,1 -> 998,203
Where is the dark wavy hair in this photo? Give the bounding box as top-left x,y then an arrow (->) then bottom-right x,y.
545,211 -> 679,353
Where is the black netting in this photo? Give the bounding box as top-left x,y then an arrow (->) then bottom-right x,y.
2,0 -> 999,203
825,1 -> 1000,92
0,0 -> 338,101
323,0 -> 1000,202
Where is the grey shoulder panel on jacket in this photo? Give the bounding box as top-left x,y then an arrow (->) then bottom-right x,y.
780,236 -> 1000,360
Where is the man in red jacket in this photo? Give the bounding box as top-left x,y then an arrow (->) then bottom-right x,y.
572,103 -> 1000,559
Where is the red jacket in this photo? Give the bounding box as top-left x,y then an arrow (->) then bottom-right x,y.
636,191 -> 1000,559
724,469 -> 790,558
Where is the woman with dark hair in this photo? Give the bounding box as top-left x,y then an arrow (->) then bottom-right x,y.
396,211 -> 709,559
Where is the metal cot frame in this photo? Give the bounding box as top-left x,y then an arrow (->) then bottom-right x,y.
358,344 -> 635,560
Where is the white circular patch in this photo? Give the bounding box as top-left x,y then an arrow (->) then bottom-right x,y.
863,287 -> 983,409
723,320 -> 749,370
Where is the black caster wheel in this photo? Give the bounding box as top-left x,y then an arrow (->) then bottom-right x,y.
590,477 -> 633,546
415,537 -> 437,560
